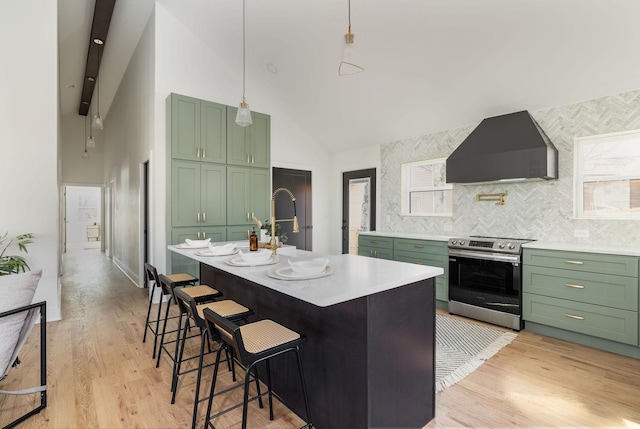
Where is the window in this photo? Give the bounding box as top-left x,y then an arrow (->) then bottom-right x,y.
574,130 -> 640,219
401,158 -> 453,216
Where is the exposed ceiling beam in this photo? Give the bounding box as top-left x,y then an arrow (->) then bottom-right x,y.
78,0 -> 116,116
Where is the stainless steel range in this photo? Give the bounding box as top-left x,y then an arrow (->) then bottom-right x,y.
448,236 -> 534,330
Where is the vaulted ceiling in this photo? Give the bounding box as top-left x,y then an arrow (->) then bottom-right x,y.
58,0 -> 640,152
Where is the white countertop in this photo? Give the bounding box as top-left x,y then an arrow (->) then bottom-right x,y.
523,241 -> 640,257
169,244 -> 443,307
358,231 -> 451,242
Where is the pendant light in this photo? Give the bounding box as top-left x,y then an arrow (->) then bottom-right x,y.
235,0 -> 252,127
92,38 -> 104,130
338,0 -> 365,76
86,104 -> 96,149
82,114 -> 90,159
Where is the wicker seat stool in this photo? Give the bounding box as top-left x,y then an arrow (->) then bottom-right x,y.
203,309 -> 313,429
142,262 -> 198,358
155,274 -> 222,370
172,288 -> 254,429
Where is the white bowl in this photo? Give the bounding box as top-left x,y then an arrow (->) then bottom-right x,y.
239,249 -> 272,262
288,258 -> 329,275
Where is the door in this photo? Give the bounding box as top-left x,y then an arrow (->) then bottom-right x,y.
342,169 -> 376,254
273,168 -> 312,251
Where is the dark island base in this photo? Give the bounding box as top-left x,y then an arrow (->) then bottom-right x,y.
201,263 -> 436,429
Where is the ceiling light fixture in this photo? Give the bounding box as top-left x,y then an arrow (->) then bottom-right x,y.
92,38 -> 104,130
235,0 -> 252,127
338,0 -> 364,76
82,115 -> 90,159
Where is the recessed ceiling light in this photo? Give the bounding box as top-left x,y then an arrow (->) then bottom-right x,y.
266,63 -> 278,74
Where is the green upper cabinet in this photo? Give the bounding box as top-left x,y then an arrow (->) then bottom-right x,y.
201,101 -> 226,163
171,160 -> 226,227
227,166 -> 270,226
170,94 -> 226,163
226,107 -> 271,168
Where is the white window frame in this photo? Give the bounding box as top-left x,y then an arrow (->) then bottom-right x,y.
401,157 -> 453,217
574,129 -> 640,220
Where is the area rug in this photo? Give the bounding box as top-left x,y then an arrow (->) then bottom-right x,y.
436,314 -> 517,393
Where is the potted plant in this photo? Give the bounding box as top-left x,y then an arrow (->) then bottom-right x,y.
0,232 -> 34,276
261,220 -> 287,244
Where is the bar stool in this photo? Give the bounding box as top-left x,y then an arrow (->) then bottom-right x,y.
155,274 -> 222,370
203,309 -> 313,429
142,263 -> 198,358
173,288 -> 255,429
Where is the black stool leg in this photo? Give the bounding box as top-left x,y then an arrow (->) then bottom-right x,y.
295,347 -> 313,428
241,364 -> 254,429
266,360 -> 274,419
151,292 -> 164,358
156,297 -> 173,368
190,329 -> 207,429
171,314 -> 188,402
205,344 -> 226,429
142,280 -> 156,344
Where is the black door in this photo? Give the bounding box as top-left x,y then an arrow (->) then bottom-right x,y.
342,169 -> 376,254
272,167 -> 312,251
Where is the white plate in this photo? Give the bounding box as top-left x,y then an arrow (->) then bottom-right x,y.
267,265 -> 333,280
196,248 -> 239,257
225,255 -> 280,267
175,243 -> 210,249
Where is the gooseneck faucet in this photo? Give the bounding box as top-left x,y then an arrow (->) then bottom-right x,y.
269,187 -> 299,255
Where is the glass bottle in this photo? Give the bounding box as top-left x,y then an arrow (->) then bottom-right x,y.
249,227 -> 258,251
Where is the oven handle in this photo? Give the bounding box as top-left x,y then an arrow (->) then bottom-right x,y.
448,248 -> 521,264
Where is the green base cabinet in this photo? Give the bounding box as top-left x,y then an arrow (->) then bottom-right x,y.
523,248 -> 639,350
357,235 -> 448,302
357,236 -> 394,260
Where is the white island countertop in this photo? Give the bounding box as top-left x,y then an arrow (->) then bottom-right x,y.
169,244 -> 443,307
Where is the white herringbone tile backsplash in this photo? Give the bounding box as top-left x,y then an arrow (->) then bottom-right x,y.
380,90 -> 640,246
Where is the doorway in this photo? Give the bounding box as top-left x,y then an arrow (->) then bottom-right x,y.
64,185 -> 102,252
342,169 -> 376,254
272,167 -> 312,251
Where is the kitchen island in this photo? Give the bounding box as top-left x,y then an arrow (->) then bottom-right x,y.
169,244 -> 443,428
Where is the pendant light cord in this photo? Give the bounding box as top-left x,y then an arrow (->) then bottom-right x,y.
242,0 -> 246,99
348,0 -> 351,34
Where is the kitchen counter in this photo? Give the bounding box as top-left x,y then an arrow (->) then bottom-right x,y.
169,244 -> 443,307
358,230 -> 451,242
523,241 -> 640,257
169,243 -> 441,428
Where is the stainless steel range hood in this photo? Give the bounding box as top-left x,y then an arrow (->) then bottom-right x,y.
446,111 -> 558,184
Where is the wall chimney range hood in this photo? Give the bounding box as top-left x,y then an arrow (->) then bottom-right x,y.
446,111 -> 558,184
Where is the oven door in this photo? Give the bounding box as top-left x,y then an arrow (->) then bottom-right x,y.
448,249 -> 522,316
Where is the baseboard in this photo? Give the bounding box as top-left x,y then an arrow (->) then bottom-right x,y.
112,257 -> 140,287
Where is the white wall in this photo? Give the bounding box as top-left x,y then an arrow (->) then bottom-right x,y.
0,1 -> 61,320
102,9 -> 156,285
60,113 -> 105,185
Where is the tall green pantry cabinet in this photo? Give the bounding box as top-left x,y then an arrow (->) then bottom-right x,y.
167,93 -> 270,276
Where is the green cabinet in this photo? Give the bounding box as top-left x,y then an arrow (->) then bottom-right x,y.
226,107 -> 270,168
357,234 -> 449,302
523,248 -> 639,346
169,94 -> 226,164
171,160 -> 226,228
226,166 -> 270,227
357,235 -> 394,260
393,238 -> 448,302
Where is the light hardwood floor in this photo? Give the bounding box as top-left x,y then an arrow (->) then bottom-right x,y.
2,244 -> 640,428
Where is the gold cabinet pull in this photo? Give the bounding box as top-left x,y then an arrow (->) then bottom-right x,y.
197,212 -> 200,223
202,148 -> 206,158
564,260 -> 584,265
202,212 -> 206,223
202,231 -> 206,239
414,245 -> 425,249
564,283 -> 585,289
197,231 -> 201,239
564,313 -> 584,320
246,154 -> 250,163
196,147 -> 200,158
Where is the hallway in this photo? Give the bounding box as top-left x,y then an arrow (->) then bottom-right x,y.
1,245 -> 303,429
